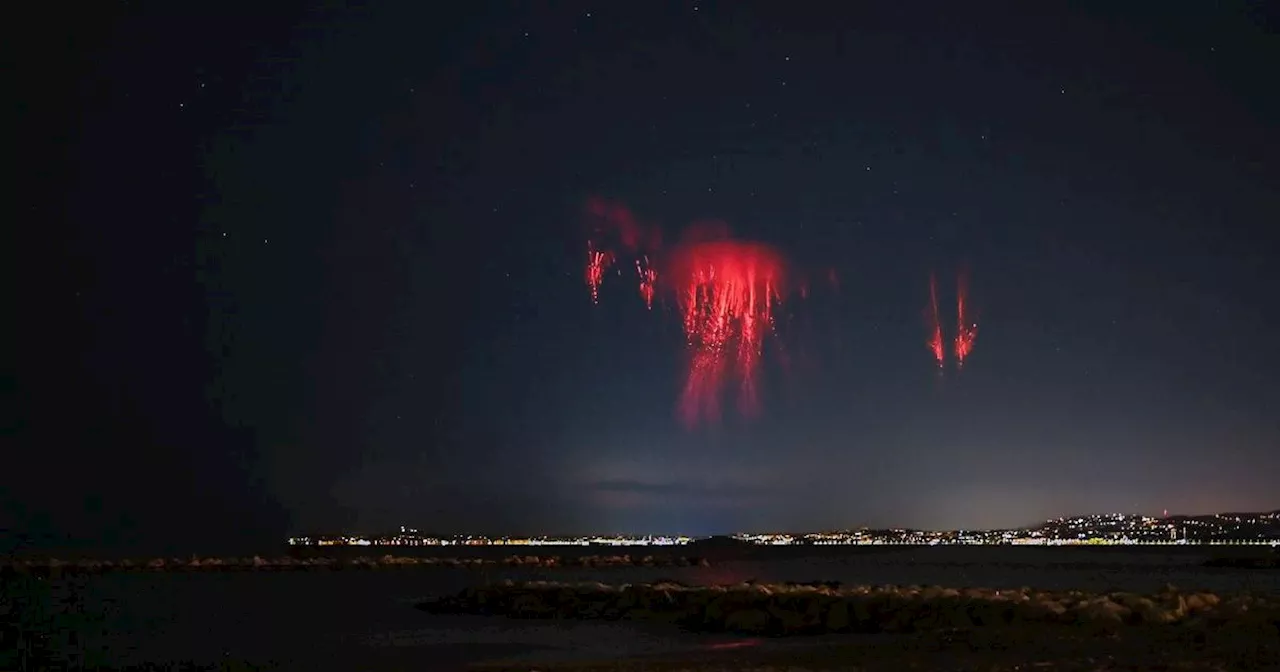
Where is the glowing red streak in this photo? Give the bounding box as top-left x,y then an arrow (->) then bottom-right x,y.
666,241 -> 786,427
927,273 -> 945,369
584,198 -> 661,305
954,272 -> 977,367
586,243 -> 611,304
704,639 -> 761,651
581,197 -> 809,427
636,256 -> 656,310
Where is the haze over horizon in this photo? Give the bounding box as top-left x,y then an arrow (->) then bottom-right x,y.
12,1 -> 1280,554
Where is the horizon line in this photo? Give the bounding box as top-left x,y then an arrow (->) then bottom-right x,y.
289,507 -> 1280,539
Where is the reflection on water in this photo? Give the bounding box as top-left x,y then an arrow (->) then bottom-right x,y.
6,547 -> 1279,670
705,638 -> 763,651
683,562 -> 759,586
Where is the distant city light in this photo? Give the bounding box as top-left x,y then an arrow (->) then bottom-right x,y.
287,512 -> 1279,548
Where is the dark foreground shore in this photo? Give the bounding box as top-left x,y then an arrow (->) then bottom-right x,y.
421,579 -> 1280,632
20,624 -> 1280,672
468,625 -> 1280,672
6,550 -> 1279,671
423,580 -> 1280,671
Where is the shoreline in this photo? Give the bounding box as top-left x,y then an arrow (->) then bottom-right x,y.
421,579 -> 1280,635
0,554 -> 710,576
436,580 -> 1280,670
467,623 -> 1280,671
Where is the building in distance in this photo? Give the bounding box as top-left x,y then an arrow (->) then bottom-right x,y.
287,510 -> 1280,548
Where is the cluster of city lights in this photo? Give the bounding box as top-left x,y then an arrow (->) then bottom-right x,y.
288,512 -> 1280,548
288,531 -> 694,547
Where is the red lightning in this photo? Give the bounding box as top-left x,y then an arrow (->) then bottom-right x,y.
586,242 -> 611,304
954,270 -> 977,368
665,239 -> 786,427
636,256 -> 656,309
927,272 -> 946,369
583,198 -> 660,305
580,198 -> 823,428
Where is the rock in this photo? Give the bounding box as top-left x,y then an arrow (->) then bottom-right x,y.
910,605 -> 946,631
940,602 -> 975,629
766,603 -> 807,634
1077,598 -> 1130,626
825,599 -> 852,632
1164,594 -> 1189,621
510,593 -> 550,617
700,594 -> 734,629
919,586 -> 946,601
724,608 -> 771,634
985,601 -> 1021,626
616,587 -> 640,611
801,594 -> 829,628
1020,598 -> 1067,623
1182,588 -> 1223,609
849,595 -> 877,631
398,580 -> 1272,640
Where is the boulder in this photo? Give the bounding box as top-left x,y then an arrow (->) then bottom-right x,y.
509,592 -> 551,618
940,603 -> 975,629
1020,598 -> 1067,624
724,608 -> 771,634
1128,597 -> 1178,625
1077,598 -> 1130,626
825,599 -> 852,632
766,599 -> 809,634
408,580 -> 1271,640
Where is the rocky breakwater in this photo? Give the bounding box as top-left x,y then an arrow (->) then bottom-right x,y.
417,580 -> 1280,638
0,554 -> 709,577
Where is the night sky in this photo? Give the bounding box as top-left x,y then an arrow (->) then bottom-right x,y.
12,1 -> 1280,553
